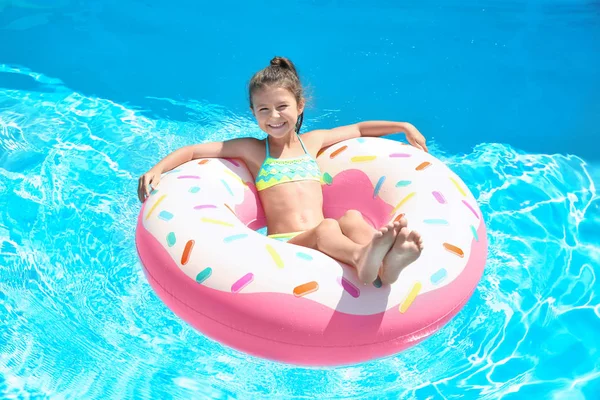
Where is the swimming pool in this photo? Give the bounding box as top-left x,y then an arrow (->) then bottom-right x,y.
1,0 -> 599,398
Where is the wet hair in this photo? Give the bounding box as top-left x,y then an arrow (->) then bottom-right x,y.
248,56 -> 305,133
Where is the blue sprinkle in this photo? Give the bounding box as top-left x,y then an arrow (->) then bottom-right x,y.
396,180 -> 412,187
224,234 -> 248,243
296,252 -> 313,261
471,225 -> 479,242
158,211 -> 174,221
196,268 -> 212,284
150,189 -> 158,195
430,268 -> 448,285
357,138 -> 366,143
166,232 -> 176,247
373,176 -> 386,198
373,276 -> 382,288
423,219 -> 449,225
221,179 -> 233,196
189,186 -> 201,193
164,169 -> 181,175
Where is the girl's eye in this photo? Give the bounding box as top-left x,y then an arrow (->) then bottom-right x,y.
277,105 -> 288,110
259,108 -> 268,112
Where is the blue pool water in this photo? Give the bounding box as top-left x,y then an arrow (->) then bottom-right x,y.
1,1 -> 599,398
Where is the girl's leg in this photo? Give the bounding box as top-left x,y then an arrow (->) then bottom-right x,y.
288,218 -> 397,284
337,210 -> 376,245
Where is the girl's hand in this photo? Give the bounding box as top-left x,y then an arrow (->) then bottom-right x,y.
404,124 -> 428,152
138,168 -> 162,203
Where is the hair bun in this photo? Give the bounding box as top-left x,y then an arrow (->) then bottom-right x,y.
269,56 -> 298,76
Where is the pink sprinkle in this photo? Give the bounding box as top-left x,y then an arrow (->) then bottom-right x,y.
389,153 -> 411,158
462,200 -> 480,220
194,205 -> 217,210
225,158 -> 240,167
432,191 -> 447,204
338,277 -> 360,298
231,273 -> 254,293
178,175 -> 201,179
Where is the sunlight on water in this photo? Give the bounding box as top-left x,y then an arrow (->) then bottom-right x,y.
1,66 -> 599,399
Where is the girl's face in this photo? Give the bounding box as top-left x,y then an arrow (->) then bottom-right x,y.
251,86 -> 304,139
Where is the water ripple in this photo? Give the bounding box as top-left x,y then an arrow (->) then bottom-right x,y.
1,66 -> 599,399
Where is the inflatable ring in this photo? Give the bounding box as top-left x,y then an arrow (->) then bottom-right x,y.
135,137 -> 488,366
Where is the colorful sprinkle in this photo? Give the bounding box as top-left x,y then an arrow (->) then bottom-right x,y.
266,244 -> 284,268
177,175 -> 201,180
393,213 -> 406,223
181,240 -> 195,265
158,210 -> 174,221
389,153 -> 411,158
150,188 -> 158,195
391,192 -> 416,215
396,180 -> 411,187
470,225 -> 479,242
338,277 -> 360,298
201,217 -> 234,227
317,148 -> 327,157
450,177 -> 467,197
399,282 -> 422,313
322,172 -> 333,185
330,145 -> 348,159
463,200 -> 480,220
443,243 -> 464,258
296,252 -> 313,261
224,169 -> 248,186
194,204 -> 217,210
356,138 -> 366,143
351,155 -> 377,163
430,269 -> 447,285
416,161 -> 432,171
224,204 -> 236,216
189,186 -> 201,193
424,219 -> 449,225
145,194 -> 167,220
432,191 -> 447,204
373,276 -> 383,288
196,267 -> 212,284
166,232 -> 176,247
164,169 -> 181,175
225,158 -> 240,167
293,281 -> 319,297
231,273 -> 254,293
221,179 -> 234,196
373,176 -> 386,198
223,233 -> 248,243
198,159 -> 210,165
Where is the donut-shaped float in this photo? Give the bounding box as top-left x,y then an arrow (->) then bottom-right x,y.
135,137 -> 488,366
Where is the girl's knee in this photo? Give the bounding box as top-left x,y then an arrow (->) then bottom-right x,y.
317,218 -> 339,233
343,210 -> 363,221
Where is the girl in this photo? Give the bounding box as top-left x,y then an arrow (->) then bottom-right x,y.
138,57 -> 427,285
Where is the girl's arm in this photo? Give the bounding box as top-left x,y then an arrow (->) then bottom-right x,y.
137,137 -> 256,202
306,121 -> 428,152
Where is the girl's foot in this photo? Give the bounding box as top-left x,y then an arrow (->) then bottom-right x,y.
379,224 -> 424,285
355,222 -> 399,284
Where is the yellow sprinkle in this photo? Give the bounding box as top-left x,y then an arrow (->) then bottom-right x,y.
201,217 -> 234,227
266,244 -> 284,268
390,192 -> 416,215
399,282 -> 422,313
351,155 -> 377,162
145,194 -> 167,220
223,169 -> 248,186
450,177 -> 466,197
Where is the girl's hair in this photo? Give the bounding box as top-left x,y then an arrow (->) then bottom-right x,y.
248,56 -> 305,133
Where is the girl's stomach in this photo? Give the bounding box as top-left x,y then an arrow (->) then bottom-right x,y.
258,180 -> 325,235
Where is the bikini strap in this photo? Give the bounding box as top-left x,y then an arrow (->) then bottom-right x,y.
297,134 -> 309,155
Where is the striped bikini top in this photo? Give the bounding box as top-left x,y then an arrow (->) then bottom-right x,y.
255,135 -> 322,191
